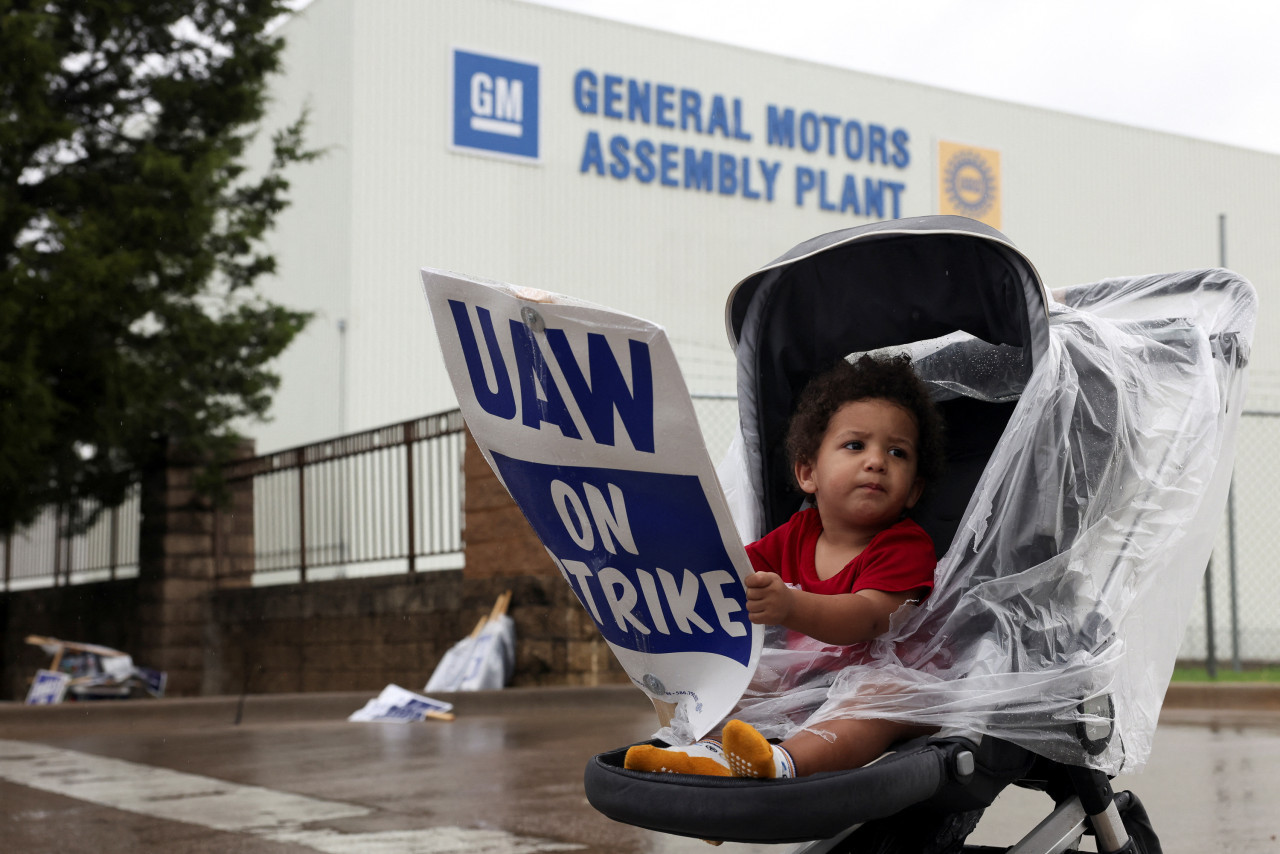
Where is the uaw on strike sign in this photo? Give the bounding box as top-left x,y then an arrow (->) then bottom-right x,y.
422,269 -> 761,740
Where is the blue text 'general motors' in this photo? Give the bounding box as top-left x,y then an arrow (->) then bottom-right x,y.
571,68 -> 911,216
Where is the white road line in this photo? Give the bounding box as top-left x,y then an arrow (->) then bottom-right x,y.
0,739 -> 583,853
265,827 -> 586,854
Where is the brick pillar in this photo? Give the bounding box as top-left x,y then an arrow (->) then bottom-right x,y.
213,449 -> 256,590
460,429 -> 627,687
135,440 -> 254,697
462,431 -> 557,579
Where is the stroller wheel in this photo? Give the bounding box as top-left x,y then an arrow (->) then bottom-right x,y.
827,806 -> 984,854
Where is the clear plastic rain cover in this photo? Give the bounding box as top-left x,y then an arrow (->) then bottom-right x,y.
708,269 -> 1255,774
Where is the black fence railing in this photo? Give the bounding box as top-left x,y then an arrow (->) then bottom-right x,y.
3,401 -> 1278,664
224,409 -> 467,584
2,411 -> 468,592
2,488 -> 142,592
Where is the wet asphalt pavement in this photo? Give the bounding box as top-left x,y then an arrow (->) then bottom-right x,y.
1,685 -> 1278,853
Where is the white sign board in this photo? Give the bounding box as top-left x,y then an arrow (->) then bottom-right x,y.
422,270 -> 760,739
25,669 -> 70,705
348,684 -> 455,723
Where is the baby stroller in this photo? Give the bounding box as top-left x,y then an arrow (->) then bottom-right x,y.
583,215 -> 1256,853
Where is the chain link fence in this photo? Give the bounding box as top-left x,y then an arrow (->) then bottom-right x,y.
1180,411 -> 1280,667
690,393 -> 741,466
692,396 -> 1280,667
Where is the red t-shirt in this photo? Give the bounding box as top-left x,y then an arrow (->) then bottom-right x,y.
746,508 -> 935,598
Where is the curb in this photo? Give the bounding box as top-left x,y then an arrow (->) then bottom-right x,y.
0,683 -> 649,730
2,683 -> 1277,730
1162,682 -> 1280,712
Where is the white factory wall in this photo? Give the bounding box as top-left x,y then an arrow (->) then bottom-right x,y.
248,0 -> 1280,453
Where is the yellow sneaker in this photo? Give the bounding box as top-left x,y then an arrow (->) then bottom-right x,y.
624,742 -> 732,776
722,720 -> 795,779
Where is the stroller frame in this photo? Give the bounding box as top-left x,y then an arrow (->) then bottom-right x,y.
585,216 -> 1254,853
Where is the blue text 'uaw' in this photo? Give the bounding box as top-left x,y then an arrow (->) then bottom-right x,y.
448,299 -> 656,453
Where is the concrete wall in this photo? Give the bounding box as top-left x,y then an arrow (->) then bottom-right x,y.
205,570 -> 622,696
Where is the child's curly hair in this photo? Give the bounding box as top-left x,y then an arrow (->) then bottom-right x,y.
785,354 -> 946,486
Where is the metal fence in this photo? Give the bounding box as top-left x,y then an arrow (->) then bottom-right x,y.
691,392 -> 741,465
1180,411 -> 1280,668
4,397 -> 1279,667
693,398 -> 1280,668
1,487 -> 141,592
236,397 -> 736,586
225,409 -> 467,585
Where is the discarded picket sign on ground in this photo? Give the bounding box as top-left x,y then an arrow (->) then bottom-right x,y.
24,635 -> 167,704
347,684 -> 455,723
425,591 -> 515,693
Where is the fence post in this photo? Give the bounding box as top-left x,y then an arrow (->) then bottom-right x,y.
1204,561 -> 1217,679
1226,481 -> 1241,671
63,514 -> 73,587
53,505 -> 63,588
298,460 -> 308,583
109,504 -> 119,581
406,422 -> 417,573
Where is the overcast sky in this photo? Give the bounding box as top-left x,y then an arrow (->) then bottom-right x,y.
521,0 -> 1280,156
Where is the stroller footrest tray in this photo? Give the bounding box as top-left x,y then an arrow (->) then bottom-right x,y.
584,739 -> 956,844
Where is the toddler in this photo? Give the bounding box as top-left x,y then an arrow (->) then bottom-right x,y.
626,353 -> 945,778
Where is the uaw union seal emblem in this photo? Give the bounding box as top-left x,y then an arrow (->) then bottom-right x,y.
943,149 -> 998,218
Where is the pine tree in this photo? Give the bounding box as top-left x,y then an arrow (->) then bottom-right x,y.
0,1 -> 316,532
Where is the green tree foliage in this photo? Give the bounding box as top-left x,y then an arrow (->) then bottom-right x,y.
0,1 -> 316,533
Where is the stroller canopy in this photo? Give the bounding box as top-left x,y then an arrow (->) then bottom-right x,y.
727,216 -> 1048,541
718,215 -> 1255,773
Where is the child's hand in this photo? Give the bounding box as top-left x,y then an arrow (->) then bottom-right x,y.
745,571 -> 793,625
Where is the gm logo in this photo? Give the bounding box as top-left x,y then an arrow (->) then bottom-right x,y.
452,49 -> 540,162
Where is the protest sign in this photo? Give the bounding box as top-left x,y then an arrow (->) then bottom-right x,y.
348,684 -> 455,723
25,669 -> 70,705
426,591 -> 515,693
421,270 -> 760,740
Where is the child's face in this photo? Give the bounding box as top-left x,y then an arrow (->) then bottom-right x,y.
794,398 -> 925,537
